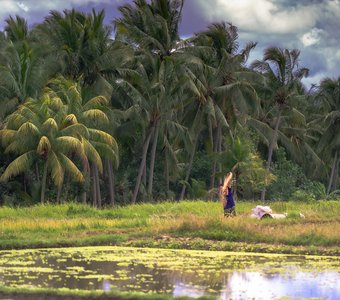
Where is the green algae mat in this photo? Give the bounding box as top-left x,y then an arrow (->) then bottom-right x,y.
0,246 -> 339,299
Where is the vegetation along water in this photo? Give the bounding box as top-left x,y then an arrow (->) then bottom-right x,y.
0,0 -> 339,299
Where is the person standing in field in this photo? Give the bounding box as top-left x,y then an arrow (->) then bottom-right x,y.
220,171 -> 236,217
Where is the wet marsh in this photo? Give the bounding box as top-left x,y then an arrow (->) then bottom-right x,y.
0,246 -> 339,299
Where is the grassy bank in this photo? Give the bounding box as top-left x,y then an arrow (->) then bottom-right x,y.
0,200 -> 339,255
0,286 -> 213,300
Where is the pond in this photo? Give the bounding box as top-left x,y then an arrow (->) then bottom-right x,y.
0,246 -> 339,299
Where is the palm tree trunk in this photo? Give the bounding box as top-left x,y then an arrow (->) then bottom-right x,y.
210,128 -> 218,190
210,123 -> 222,189
261,112 -> 281,201
56,183 -> 62,204
107,159 -> 115,206
179,134 -> 199,201
35,163 -> 40,183
131,127 -> 154,204
165,148 -> 170,194
327,150 -> 338,195
217,124 -> 223,185
147,120 -> 160,196
142,130 -> 147,187
332,155 -> 339,191
81,162 -> 90,205
40,160 -> 48,203
91,165 -> 97,207
94,164 -> 102,208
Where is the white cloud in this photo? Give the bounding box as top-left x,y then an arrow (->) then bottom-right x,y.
0,1 -> 20,20
17,2 -> 29,12
196,0 -> 319,34
301,28 -> 324,47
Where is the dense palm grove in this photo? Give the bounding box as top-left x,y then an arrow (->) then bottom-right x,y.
0,0 -> 339,206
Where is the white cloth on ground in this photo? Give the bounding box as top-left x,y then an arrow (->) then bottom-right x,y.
250,205 -> 287,219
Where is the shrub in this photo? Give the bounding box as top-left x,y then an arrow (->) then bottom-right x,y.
290,190 -> 316,202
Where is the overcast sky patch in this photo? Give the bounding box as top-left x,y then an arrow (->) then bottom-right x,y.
0,0 -> 338,88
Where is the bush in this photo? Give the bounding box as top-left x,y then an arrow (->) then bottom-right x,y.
290,190 -> 316,202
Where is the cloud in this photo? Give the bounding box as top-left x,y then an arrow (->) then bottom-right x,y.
301,28 -> 324,47
17,2 -> 29,12
193,0 -> 319,34
0,0 -> 338,88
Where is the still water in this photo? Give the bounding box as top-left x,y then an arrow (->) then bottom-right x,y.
0,246 -> 339,299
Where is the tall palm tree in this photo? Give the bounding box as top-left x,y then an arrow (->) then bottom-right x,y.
115,0 -> 189,202
178,22 -> 258,199
251,47 -> 309,201
314,77 -> 340,194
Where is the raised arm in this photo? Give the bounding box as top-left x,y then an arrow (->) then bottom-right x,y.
222,172 -> 233,195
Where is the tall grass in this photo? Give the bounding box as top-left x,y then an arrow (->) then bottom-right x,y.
0,200 -> 339,253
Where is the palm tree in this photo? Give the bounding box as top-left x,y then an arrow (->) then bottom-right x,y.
36,9 -> 132,89
0,95 -> 85,203
0,16 -> 56,109
251,47 -> 309,201
178,22 -> 258,199
115,0 -> 189,202
47,76 -> 119,206
314,77 -> 340,194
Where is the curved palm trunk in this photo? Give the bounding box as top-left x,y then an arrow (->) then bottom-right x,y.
261,112 -> 281,201
142,130 -> 147,187
217,125 -> 223,185
327,150 -> 338,195
179,135 -> 199,201
40,160 -> 48,203
147,121 -> 160,196
131,127 -> 154,204
210,123 -> 221,190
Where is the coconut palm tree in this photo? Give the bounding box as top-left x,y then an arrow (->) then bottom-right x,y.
0,16 -> 56,109
178,22 -> 258,199
36,9 -> 132,90
251,47 -> 309,200
114,0 -> 190,202
0,95 -> 85,203
47,76 -> 119,206
314,77 -> 340,194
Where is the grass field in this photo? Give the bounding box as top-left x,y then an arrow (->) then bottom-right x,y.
0,200 -> 339,255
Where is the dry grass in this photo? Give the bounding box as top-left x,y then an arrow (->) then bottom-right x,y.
0,200 -> 339,251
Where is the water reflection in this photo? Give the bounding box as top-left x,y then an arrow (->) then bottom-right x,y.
0,246 -> 339,299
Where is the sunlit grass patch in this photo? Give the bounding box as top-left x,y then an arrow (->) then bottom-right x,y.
0,200 -> 339,254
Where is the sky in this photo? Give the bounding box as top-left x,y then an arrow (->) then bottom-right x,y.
0,0 -> 339,88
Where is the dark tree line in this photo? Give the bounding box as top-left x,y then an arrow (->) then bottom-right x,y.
0,0 -> 339,206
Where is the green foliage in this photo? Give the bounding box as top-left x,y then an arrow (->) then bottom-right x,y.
290,190 -> 316,202
267,148 -> 302,200
266,148 -> 325,201
187,179 -> 207,199
219,131 -> 275,198
0,3 -> 338,206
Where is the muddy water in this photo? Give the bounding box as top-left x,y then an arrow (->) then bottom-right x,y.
0,246 -> 339,299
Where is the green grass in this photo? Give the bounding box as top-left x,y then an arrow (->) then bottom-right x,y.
0,286 -> 215,300
0,200 -> 339,255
